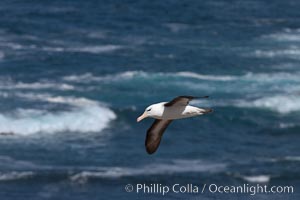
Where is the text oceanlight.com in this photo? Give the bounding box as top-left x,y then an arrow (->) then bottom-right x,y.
124,183 -> 294,196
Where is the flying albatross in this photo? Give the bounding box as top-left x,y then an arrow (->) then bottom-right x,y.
137,96 -> 213,154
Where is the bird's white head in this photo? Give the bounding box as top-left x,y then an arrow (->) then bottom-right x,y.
137,103 -> 163,122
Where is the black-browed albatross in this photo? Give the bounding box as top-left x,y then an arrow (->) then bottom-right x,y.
137,96 -> 213,154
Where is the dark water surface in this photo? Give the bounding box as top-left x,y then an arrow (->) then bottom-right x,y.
0,0 -> 299,199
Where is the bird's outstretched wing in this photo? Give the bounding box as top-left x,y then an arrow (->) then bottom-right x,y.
145,119 -> 172,154
165,95 -> 209,107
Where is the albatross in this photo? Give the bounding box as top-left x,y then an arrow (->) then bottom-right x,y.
137,96 -> 213,154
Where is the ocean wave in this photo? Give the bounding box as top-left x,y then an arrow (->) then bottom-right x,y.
0,39 -> 123,54
254,48 -> 300,59
237,95 -> 300,114
0,81 -> 75,91
70,159 -> 226,183
283,156 -> 300,161
268,156 -> 300,162
63,73 -> 101,82
62,71 -> 143,82
241,175 -> 271,183
42,45 -> 123,54
0,171 -> 34,181
68,45 -> 123,53
254,29 -> 300,59
0,95 -> 116,135
62,70 -> 300,83
62,71 -> 300,114
14,93 -> 101,107
0,156 -> 39,169
279,123 -> 297,129
175,72 -> 237,81
64,70 -> 234,83
264,28 -> 300,42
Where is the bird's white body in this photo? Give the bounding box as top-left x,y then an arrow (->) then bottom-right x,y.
147,102 -> 207,120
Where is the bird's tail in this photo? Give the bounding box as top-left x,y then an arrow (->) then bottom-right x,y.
203,109 -> 213,114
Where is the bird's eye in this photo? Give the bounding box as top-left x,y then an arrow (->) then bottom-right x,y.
147,108 -> 152,112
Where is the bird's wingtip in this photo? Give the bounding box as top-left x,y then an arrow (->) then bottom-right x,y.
146,147 -> 156,154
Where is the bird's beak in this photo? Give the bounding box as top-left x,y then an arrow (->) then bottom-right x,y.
137,112 -> 148,122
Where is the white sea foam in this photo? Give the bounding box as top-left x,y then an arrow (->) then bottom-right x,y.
42,45 -> 123,54
175,71 -> 237,81
255,29 -> 300,59
264,28 -> 300,42
0,81 -> 75,91
63,73 -> 101,82
0,95 -> 116,135
254,48 -> 300,59
0,171 -> 34,181
69,45 -> 123,53
70,159 -> 226,183
241,175 -> 271,183
63,71 -> 237,83
0,39 -> 122,54
283,156 -> 300,161
0,106 -> 115,135
265,156 -> 300,163
237,95 -> 300,114
41,47 -> 64,52
279,123 -> 296,129
63,70 -> 300,84
13,93 -> 90,105
63,71 -> 142,83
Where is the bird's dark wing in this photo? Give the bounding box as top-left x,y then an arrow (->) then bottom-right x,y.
164,95 -> 208,107
145,119 -> 172,154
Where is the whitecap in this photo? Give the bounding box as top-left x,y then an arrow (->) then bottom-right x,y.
0,171 -> 34,181
0,81 -> 75,91
68,45 -> 123,54
63,70 -> 300,84
279,123 -> 296,129
254,48 -> 300,59
41,45 -> 123,54
0,106 -> 115,135
241,175 -> 271,183
62,73 -> 100,82
283,156 -> 300,161
175,71 -> 237,81
242,72 -> 300,82
62,71 -> 142,83
70,159 -> 226,183
263,28 -> 300,42
63,71 -> 237,83
237,95 -> 300,114
0,95 -> 116,135
15,93 -> 100,107
41,47 -> 65,52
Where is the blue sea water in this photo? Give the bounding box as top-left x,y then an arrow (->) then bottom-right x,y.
0,0 -> 300,199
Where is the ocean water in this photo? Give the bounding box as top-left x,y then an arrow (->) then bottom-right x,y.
0,0 -> 300,199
